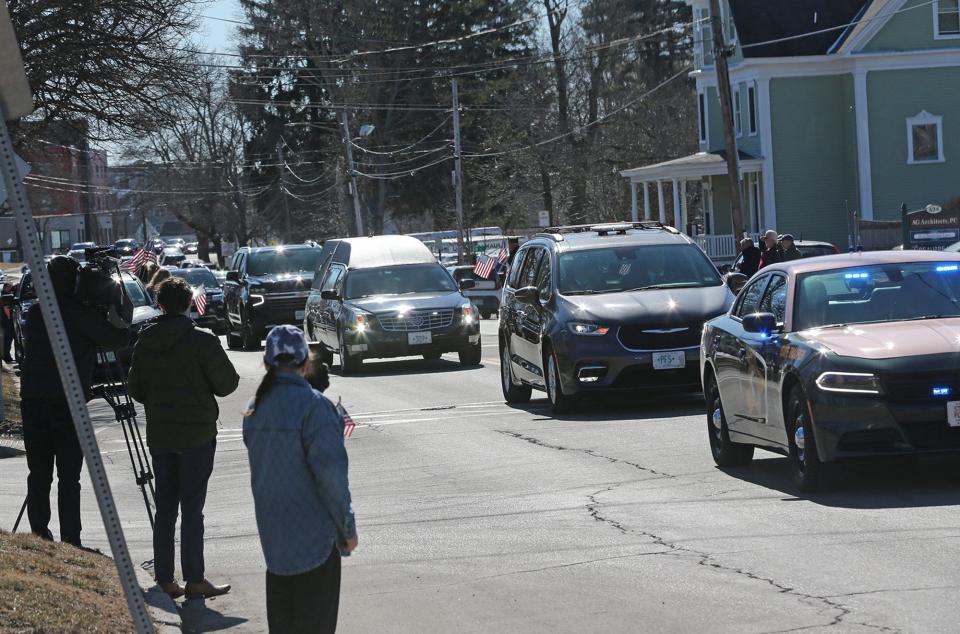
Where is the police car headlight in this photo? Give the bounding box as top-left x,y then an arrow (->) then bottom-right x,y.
816,372 -> 882,395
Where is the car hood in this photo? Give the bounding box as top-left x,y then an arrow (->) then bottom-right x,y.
248,273 -> 312,293
348,292 -> 464,315
800,319 -> 960,360
132,305 -> 163,326
559,285 -> 732,326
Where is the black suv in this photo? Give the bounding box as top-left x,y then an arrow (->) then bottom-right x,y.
223,244 -> 322,350
499,222 -> 739,413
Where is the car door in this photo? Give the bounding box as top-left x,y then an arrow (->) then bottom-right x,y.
715,274 -> 769,437
753,274 -> 789,443
512,247 -> 546,384
500,247 -> 530,379
317,264 -> 346,349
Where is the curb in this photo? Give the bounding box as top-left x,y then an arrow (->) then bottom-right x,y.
136,564 -> 182,633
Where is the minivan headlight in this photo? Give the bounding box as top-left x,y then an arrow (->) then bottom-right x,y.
568,323 -> 610,336
816,372 -> 882,394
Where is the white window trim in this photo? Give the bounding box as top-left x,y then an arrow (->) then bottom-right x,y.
734,87 -> 742,137
747,83 -> 758,136
934,0 -> 960,40
698,89 -> 708,145
906,110 -> 945,164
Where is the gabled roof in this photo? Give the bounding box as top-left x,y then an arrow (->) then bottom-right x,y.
620,150 -> 763,181
728,0 -> 872,58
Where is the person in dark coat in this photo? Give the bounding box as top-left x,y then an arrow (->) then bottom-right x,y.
736,238 -> 762,277
759,230 -> 783,269
20,256 -> 132,547
128,277 -> 240,599
780,234 -> 803,261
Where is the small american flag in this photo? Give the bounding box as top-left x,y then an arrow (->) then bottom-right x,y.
120,248 -> 148,273
192,285 -> 207,316
473,249 -> 507,280
336,398 -> 355,438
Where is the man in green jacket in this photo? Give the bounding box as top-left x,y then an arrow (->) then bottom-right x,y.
128,277 -> 239,599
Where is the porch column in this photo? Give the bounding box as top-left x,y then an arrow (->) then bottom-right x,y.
643,182 -> 651,220
630,180 -> 639,222
672,178 -> 681,228
656,180 -> 666,223
680,180 -> 689,232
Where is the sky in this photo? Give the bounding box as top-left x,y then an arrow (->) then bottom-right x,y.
199,0 -> 243,54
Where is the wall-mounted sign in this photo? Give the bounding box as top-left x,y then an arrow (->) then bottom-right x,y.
902,203 -> 960,250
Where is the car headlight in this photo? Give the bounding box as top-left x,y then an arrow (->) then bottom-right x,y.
349,312 -> 372,333
567,322 -> 610,336
815,372 -> 882,395
250,294 -> 265,307
460,302 -> 475,325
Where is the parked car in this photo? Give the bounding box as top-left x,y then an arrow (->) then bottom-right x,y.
447,265 -> 501,319
305,235 -> 481,374
168,267 -> 228,335
223,244 -> 323,350
11,272 -> 36,365
701,250 -> 960,491
499,222 -> 737,413
160,246 -> 186,267
184,242 -> 199,255
114,238 -> 140,256
147,238 -> 166,254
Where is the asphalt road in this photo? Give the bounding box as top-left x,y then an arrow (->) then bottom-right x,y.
3,318 -> 960,633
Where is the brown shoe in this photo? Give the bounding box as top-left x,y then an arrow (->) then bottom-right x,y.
185,579 -> 231,600
160,582 -> 185,599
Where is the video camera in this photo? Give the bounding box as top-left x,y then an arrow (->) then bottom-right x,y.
75,246 -> 126,311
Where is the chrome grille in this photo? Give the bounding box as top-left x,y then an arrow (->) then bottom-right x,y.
617,323 -> 703,351
378,309 -> 455,332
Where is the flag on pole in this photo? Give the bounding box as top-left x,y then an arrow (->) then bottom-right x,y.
473,248 -> 507,279
192,285 -> 207,316
336,398 -> 356,439
120,248 -> 148,273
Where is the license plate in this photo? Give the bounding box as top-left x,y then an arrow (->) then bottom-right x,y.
104,351 -> 116,362
948,402 -> 960,428
408,331 -> 432,346
295,310 -> 305,320
652,350 -> 686,370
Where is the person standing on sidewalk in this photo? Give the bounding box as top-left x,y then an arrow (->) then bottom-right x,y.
243,325 -> 357,634
20,256 -> 132,546
128,277 -> 239,599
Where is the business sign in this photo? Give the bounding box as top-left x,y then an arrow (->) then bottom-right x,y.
538,210 -> 550,227
904,205 -> 960,249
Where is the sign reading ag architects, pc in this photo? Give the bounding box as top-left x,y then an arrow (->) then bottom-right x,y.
901,203 -> 960,250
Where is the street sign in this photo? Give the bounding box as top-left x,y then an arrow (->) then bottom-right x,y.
538,210 -> 550,227
0,153 -> 30,205
0,3 -> 33,120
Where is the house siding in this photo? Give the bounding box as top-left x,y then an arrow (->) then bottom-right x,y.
863,0 -> 960,52
770,75 -> 859,247
868,67 -> 960,219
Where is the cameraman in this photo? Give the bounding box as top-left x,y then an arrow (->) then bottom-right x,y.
20,256 -> 132,547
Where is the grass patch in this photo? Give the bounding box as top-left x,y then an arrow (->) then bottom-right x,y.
0,531 -> 137,632
0,370 -> 21,438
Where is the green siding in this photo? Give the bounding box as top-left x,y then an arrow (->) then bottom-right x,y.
868,67 -> 960,219
864,0 -> 960,52
706,86 -> 724,151
703,82 -> 763,158
710,175 -> 733,235
735,81 -> 762,158
770,75 -> 859,247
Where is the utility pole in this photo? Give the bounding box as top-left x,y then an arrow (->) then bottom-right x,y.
709,0 -> 745,250
452,79 -> 467,264
276,141 -> 292,242
340,110 -> 365,237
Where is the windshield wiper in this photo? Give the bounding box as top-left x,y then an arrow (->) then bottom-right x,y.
562,289 -> 613,296
624,283 -> 705,292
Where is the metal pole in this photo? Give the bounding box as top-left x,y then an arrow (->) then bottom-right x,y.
340,111 -> 364,237
0,109 -> 154,634
277,142 -> 292,243
452,80 -> 466,264
709,0 -> 745,249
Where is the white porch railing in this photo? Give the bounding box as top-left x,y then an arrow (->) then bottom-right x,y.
694,233 -> 761,261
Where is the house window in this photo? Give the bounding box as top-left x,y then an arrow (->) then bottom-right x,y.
734,88 -> 742,137
50,230 -> 70,251
936,0 -> 960,37
907,111 -> 945,164
698,91 -> 707,144
747,84 -> 758,135
697,8 -> 713,67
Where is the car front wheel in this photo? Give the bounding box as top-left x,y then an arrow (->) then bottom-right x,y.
459,337 -> 482,366
706,374 -> 754,468
500,342 -> 531,404
545,349 -> 575,414
338,330 -> 362,375
787,385 -> 830,492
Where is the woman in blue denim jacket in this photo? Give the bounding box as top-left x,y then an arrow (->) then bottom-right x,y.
243,325 -> 357,634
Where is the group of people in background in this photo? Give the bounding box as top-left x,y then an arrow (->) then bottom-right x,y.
19,255 -> 355,633
736,230 -> 802,278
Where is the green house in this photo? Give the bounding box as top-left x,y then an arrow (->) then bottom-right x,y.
621,0 -> 960,258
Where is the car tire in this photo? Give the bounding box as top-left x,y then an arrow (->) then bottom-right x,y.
706,375 -> 754,468
242,328 -> 260,351
786,385 -> 830,492
338,330 -> 362,375
422,351 -> 442,361
459,337 -> 482,366
545,348 -> 576,414
500,342 -> 531,404
226,331 -> 243,350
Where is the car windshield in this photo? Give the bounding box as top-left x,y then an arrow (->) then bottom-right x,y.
116,240 -> 137,247
122,277 -> 151,308
247,248 -> 321,277
797,245 -> 835,258
795,261 -> 960,330
558,244 -> 722,295
345,264 -> 457,299
178,268 -> 219,288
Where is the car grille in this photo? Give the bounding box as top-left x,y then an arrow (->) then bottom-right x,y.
611,365 -> 701,390
263,293 -> 309,312
880,371 -> 960,402
378,310 -> 455,332
618,323 -> 702,351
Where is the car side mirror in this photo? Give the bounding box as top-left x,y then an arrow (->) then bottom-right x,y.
459,279 -> 476,291
725,272 -> 749,294
225,270 -> 240,283
514,285 -> 540,305
718,264 -> 732,275
320,290 -> 341,301
742,312 -> 779,336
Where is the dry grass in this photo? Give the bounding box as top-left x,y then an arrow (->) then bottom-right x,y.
0,370 -> 21,438
0,531 -> 136,633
